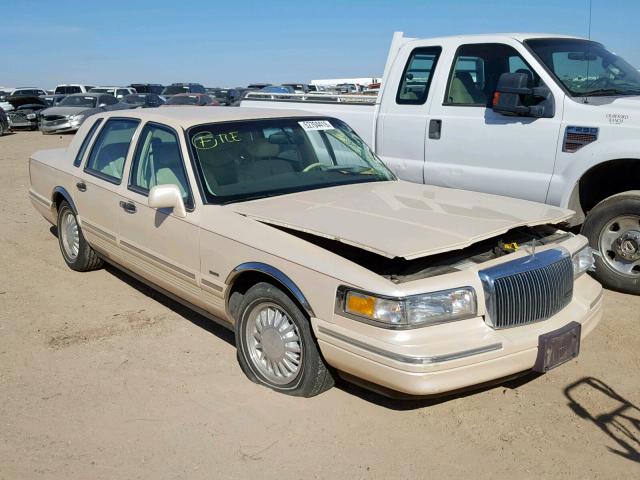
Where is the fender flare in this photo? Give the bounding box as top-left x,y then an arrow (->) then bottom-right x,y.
225,262 -> 315,317
51,186 -> 78,215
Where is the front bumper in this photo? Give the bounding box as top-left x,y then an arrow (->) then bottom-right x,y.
40,119 -> 79,133
314,274 -> 603,396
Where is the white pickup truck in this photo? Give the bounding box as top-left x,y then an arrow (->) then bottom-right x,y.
241,32 -> 640,294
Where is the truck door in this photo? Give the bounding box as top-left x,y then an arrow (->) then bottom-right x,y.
425,42 -> 562,203
375,45 -> 443,183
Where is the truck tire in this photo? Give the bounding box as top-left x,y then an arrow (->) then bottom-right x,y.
235,282 -> 334,397
56,200 -> 103,272
582,192 -> 640,294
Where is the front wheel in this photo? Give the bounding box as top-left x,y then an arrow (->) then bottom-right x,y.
582,192 -> 640,294
57,201 -> 104,272
235,282 -> 334,397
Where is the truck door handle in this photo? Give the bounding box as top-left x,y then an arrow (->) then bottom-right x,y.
119,201 -> 137,214
428,119 -> 442,140
76,181 -> 87,192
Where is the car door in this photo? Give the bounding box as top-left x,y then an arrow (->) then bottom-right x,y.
118,121 -> 203,307
74,117 -> 140,261
375,44 -> 443,183
425,42 -> 563,203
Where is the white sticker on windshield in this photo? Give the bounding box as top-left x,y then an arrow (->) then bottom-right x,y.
298,120 -> 334,131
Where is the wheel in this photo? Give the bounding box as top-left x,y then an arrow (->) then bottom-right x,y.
582,192 -> 640,294
235,282 -> 334,397
0,122 -> 4,136
56,201 -> 104,272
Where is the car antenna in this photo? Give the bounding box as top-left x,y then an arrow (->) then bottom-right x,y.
584,0 -> 593,104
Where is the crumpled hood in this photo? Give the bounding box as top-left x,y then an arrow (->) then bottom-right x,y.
231,181 -> 573,259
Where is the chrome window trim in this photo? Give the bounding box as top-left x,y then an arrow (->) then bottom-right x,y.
318,326 -> 502,365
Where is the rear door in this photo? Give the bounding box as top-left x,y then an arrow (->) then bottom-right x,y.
74,117 -> 140,261
375,44 -> 443,183
425,41 -> 563,202
117,122 -> 203,307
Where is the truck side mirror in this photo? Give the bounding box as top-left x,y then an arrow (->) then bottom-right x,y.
492,72 -> 555,118
148,184 -> 187,218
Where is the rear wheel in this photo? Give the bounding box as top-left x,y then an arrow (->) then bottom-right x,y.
582,192 -> 640,294
235,282 -> 334,397
56,201 -> 103,272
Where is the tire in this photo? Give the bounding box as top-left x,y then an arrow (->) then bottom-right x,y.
581,192 -> 640,294
235,282 -> 334,397
56,200 -> 103,272
0,122 -> 4,136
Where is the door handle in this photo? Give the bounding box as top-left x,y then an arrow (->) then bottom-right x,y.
76,181 -> 87,192
119,200 -> 137,214
428,119 -> 442,140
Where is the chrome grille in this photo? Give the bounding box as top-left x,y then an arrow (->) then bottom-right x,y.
479,248 -> 573,329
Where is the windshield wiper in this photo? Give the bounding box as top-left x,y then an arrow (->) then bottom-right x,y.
580,88 -> 640,97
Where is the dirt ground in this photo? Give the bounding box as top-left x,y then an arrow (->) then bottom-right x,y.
0,131 -> 638,480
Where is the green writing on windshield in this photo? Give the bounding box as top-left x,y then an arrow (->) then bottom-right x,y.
192,131 -> 241,150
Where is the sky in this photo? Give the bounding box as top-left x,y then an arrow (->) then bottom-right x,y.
2,0 -> 639,89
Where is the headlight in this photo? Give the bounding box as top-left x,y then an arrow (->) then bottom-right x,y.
69,114 -> 85,123
26,113 -> 36,120
572,245 -> 596,278
338,286 -> 477,328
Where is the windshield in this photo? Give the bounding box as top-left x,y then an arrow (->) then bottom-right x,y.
526,38 -> 640,97
89,88 -> 113,94
162,86 -> 189,95
59,96 -> 97,108
123,94 -> 146,104
166,95 -> 199,105
188,117 -> 395,204
13,89 -> 44,96
55,86 -> 81,94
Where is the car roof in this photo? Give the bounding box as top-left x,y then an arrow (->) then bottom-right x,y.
98,106 -> 319,129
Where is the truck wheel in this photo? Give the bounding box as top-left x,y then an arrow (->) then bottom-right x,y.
582,192 -> 640,294
56,201 -> 103,272
235,282 -> 334,397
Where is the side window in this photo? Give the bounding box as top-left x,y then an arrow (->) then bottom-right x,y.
445,43 -> 541,106
101,95 -> 117,106
129,123 -> 193,209
85,119 -> 139,183
73,118 -> 103,167
396,46 -> 442,105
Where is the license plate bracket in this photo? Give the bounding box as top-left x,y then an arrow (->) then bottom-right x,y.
533,321 -> 581,373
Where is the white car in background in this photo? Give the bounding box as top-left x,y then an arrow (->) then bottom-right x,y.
54,84 -> 95,95
89,86 -> 137,99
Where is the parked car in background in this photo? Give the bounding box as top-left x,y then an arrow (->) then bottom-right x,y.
282,83 -> 310,93
0,89 -> 12,102
130,83 -> 164,94
120,93 -> 165,108
41,94 -> 68,107
247,83 -> 272,90
54,84 -> 94,95
336,83 -> 358,94
28,108 -> 602,398
161,83 -> 206,97
162,93 -> 218,106
89,86 -> 136,99
0,87 -> 48,111
39,93 -> 126,134
4,95 -> 48,130
0,107 -> 9,135
208,88 -> 242,106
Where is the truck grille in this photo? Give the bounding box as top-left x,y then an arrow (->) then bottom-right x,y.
479,248 -> 573,329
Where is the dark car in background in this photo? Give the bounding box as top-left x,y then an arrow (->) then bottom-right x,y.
161,83 -> 206,96
162,93 -> 218,106
120,93 -> 165,108
0,107 -> 9,136
207,88 -> 243,106
247,83 -> 272,90
130,83 -> 164,94
39,93 -> 129,134
4,95 -> 48,130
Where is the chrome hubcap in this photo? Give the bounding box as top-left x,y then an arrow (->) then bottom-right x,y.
60,210 -> 80,261
598,215 -> 640,277
245,302 -> 302,385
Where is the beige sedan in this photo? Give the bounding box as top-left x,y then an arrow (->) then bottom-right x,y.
28,107 -> 602,397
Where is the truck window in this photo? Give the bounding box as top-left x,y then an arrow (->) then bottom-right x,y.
396,47 -> 442,105
445,43 -> 540,106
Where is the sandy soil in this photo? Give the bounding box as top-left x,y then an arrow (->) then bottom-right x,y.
0,131 -> 638,480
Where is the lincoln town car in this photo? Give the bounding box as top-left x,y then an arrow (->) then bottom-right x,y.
28,108 -> 602,397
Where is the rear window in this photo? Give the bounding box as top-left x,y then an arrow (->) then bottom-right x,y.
55,86 -> 82,95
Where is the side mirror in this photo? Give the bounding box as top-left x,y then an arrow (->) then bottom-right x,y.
148,184 -> 186,218
492,72 -> 554,118
98,103 -> 107,108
